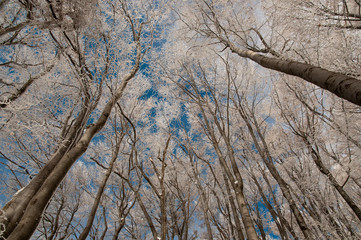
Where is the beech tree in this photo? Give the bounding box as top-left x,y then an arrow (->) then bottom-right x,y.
161,3 -> 361,233
1,0 -> 361,239
174,0 -> 361,106
271,76 -> 361,238
0,0 -> 171,239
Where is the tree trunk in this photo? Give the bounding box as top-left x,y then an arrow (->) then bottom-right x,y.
1,102 -> 89,237
199,105 -> 259,240
233,102 -> 313,239
305,139 -> 361,222
5,48 -> 141,239
78,137 -> 122,240
226,42 -> 361,106
223,174 -> 245,240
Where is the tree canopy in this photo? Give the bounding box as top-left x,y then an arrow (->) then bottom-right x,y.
1,0 -> 361,239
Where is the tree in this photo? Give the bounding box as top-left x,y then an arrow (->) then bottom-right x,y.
0,0 -> 97,108
161,20 -> 361,236
174,0 -> 361,106
1,0 -> 361,239
272,76 -> 361,237
1,0 -> 170,239
172,61 -> 259,239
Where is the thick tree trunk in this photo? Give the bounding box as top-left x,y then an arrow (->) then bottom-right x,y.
1,102 -> 89,237
5,46 -> 141,239
6,99 -> 116,240
234,188 -> 259,240
227,43 -> 361,106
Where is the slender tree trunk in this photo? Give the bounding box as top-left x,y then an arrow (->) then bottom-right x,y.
233,102 -> 312,239
131,182 -> 159,240
160,160 -> 167,240
208,102 -> 259,239
209,133 -> 259,240
198,105 -> 259,240
0,21 -> 31,37
251,174 -> 289,240
111,219 -> 125,240
223,174 -> 245,240
189,157 -> 214,240
305,138 -> 361,222
264,160 -> 312,239
78,137 -> 122,240
259,165 -> 297,240
255,201 -> 267,240
180,67 -> 259,239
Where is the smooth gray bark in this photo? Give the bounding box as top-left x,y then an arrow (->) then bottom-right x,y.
224,41 -> 361,106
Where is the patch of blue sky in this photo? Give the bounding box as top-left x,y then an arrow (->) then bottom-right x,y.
264,114 -> 275,126
139,86 -> 160,102
169,103 -> 190,133
137,78 -> 190,136
89,132 -> 106,146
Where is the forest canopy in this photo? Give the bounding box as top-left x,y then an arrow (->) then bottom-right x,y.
1,0 -> 361,239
